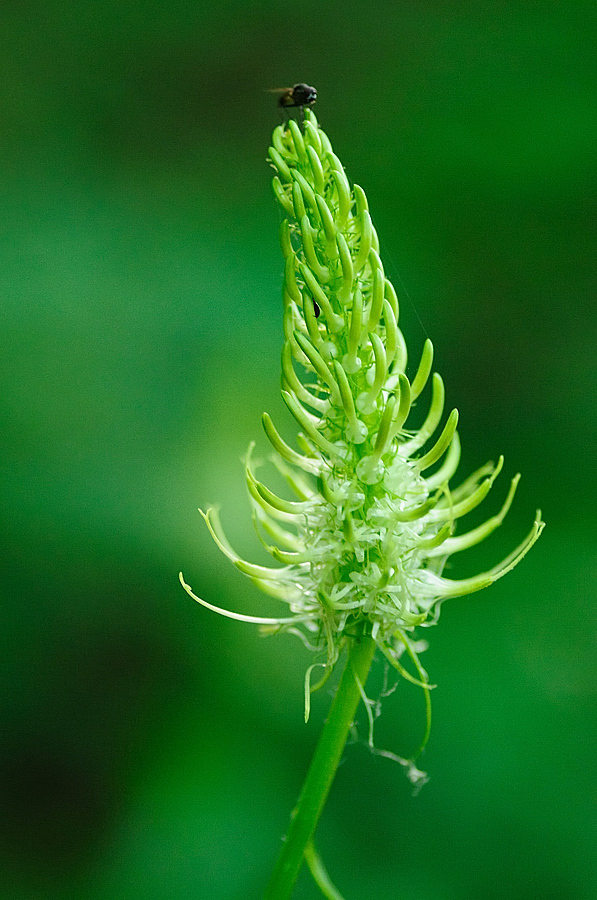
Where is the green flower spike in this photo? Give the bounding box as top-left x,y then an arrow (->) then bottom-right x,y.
181,109 -> 544,899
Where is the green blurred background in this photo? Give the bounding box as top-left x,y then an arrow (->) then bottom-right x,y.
1,1 -> 595,897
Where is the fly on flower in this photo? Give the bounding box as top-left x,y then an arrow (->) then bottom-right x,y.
268,83 -> 317,126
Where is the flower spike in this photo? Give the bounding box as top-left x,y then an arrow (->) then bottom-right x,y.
183,108 -> 544,774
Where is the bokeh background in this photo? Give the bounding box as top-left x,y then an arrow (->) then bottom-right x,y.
1,1 -> 595,898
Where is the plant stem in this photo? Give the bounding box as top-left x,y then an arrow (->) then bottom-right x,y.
263,632 -> 376,900
304,840 -> 346,900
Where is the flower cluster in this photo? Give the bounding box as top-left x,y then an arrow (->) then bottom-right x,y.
181,110 -> 543,726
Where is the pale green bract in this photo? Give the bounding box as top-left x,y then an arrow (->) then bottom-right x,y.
181,110 -> 543,750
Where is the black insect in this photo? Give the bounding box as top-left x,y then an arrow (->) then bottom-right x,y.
275,83 -> 317,110
268,83 -> 317,126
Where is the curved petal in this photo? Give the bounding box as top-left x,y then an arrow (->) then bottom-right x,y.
180,573 -> 307,624
200,508 -> 294,581
436,456 -> 503,506
251,504 -> 304,552
425,431 -> 461,489
426,474 -> 519,558
414,409 -> 459,471
262,412 -> 322,475
281,342 -> 329,413
410,339 -> 434,400
253,478 -> 314,514
271,456 -> 317,501
428,464 -> 501,523
417,512 -> 545,598
399,373 -> 445,456
246,466 -> 305,524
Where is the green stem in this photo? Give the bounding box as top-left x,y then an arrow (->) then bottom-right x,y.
304,840 -> 346,900
263,632 -> 376,900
